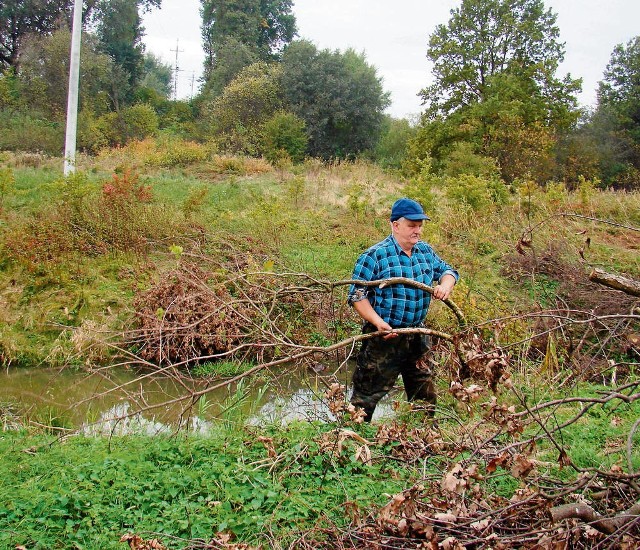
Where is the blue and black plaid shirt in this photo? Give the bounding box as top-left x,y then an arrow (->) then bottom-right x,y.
348,235 -> 459,328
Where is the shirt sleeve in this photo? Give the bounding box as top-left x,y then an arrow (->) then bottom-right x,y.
431,250 -> 459,284
347,251 -> 376,305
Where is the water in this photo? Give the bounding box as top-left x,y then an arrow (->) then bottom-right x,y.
0,363 -> 397,434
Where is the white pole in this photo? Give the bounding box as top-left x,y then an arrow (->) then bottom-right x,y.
63,0 -> 83,175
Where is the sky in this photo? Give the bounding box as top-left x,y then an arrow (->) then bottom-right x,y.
141,0 -> 640,119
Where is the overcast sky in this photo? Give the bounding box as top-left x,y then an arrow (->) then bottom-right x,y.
142,0 -> 640,119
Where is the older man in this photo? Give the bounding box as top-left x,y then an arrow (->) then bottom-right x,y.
347,198 -> 459,421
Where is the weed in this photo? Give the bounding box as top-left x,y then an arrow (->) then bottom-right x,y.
191,360 -> 252,378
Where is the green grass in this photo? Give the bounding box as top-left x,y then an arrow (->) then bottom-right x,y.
0,423 -> 413,549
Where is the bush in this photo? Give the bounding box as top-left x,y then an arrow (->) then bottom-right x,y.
120,103 -> 159,142
260,110 -> 308,164
374,116 -> 416,169
445,174 -> 508,211
0,110 -> 63,154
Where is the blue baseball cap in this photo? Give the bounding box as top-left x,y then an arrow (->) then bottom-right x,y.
390,198 -> 430,221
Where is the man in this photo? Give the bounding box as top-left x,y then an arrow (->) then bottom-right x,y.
347,198 -> 459,421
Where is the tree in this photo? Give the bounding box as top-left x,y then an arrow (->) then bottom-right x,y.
200,0 -> 296,87
202,36 -> 258,96
0,0 -> 73,69
374,116 -> 417,169
592,36 -> 640,188
260,110 -> 307,163
281,40 -> 389,159
412,0 -> 581,183
17,28 -> 116,117
90,0 -> 161,107
138,52 -> 173,99
423,0 -> 577,122
201,61 -> 283,154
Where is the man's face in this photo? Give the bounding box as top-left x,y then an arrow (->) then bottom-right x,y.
392,218 -> 423,250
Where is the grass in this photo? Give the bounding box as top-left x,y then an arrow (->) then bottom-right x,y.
1,149 -> 637,364
2,377 -> 638,548
0,423 -> 413,549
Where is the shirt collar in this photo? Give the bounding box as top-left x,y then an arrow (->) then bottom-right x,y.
390,234 -> 415,257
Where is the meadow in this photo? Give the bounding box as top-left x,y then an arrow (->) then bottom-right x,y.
0,141 -> 638,548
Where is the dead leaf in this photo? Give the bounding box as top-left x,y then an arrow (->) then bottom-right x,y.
257,436 -> 276,458
471,518 -> 491,532
442,463 -> 467,495
434,512 -> 457,524
354,444 -> 372,465
487,451 -> 511,473
558,449 -> 572,469
119,534 -> 167,550
511,454 -> 535,478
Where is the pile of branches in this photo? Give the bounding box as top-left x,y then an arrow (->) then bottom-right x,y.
129,258 -> 327,367
294,380 -> 640,549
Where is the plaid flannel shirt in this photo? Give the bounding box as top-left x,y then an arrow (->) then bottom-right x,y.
348,235 -> 458,328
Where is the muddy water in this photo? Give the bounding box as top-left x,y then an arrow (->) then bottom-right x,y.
0,364 -> 396,434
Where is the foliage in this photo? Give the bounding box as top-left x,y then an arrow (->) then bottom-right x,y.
260,109 -> 308,163
422,0 -> 579,124
441,141 -> 500,179
444,173 -> 510,211
119,103 -> 160,142
0,109 -> 63,155
0,422 -> 412,548
0,0 -> 72,69
281,40 -> 390,160
138,52 -> 173,99
15,29 -> 115,117
590,35 -> 640,189
201,0 -> 296,85
202,62 -> 283,155
412,0 -> 581,185
202,36 -> 259,97
89,0 -> 162,106
373,116 -> 417,169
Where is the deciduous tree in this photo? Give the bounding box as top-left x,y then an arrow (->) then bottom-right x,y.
0,0 -> 72,69
200,0 -> 295,90
592,36 -> 640,188
201,61 -> 282,154
89,0 -> 161,107
281,41 -> 389,159
414,0 -> 581,183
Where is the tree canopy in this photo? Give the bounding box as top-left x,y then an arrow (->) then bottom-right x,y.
89,0 -> 162,107
200,0 -> 296,86
0,0 -> 72,69
412,0 -> 581,183
281,40 -> 389,159
589,36 -> 640,187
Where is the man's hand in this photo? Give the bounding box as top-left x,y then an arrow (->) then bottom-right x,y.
375,320 -> 398,339
432,274 -> 456,301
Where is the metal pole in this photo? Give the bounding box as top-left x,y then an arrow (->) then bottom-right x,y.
64,0 -> 83,175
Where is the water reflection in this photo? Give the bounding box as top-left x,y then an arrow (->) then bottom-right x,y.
0,365 -> 398,434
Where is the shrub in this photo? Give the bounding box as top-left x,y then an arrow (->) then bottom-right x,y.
445,174 -> 508,211
147,139 -> 209,167
374,116 -> 416,169
260,111 -> 308,164
120,103 -> 159,142
0,110 -> 63,154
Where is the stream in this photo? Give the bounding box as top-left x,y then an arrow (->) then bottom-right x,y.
0,363 -> 397,434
